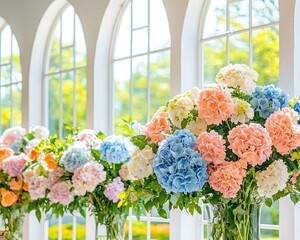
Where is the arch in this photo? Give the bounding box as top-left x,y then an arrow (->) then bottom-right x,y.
295,0 -> 300,96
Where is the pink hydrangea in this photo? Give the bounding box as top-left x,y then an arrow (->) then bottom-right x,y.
77,129 -> 101,149
197,84 -> 235,125
228,123 -> 272,166
196,130 -> 226,164
143,110 -> 171,143
48,181 -> 74,206
1,126 -> 26,146
72,162 -> 106,196
48,167 -> 66,188
28,175 -> 49,200
265,108 -> 300,155
208,160 -> 247,198
0,154 -> 27,177
104,177 -> 125,203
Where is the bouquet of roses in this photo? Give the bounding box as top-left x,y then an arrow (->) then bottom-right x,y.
0,126 -> 49,239
121,64 -> 300,240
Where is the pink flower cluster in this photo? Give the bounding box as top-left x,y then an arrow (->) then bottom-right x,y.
0,154 -> 27,177
196,130 -> 226,164
28,175 -> 49,200
48,181 -> 74,206
197,84 -> 234,125
104,177 -> 124,203
208,160 -> 247,198
143,111 -> 171,143
228,123 -> 272,166
1,126 -> 26,146
265,108 -> 300,155
77,129 -> 101,149
72,162 -> 106,196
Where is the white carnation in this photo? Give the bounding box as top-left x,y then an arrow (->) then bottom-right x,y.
185,117 -> 207,136
216,64 -> 258,95
256,160 -> 289,198
128,145 -> 155,179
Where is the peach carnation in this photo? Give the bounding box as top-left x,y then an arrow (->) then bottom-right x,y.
228,123 -> 272,166
208,160 -> 247,198
143,110 -> 171,143
265,108 -> 300,155
196,130 -> 226,164
197,84 -> 235,125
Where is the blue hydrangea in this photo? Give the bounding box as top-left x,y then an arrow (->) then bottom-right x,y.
294,101 -> 300,124
60,142 -> 90,172
9,141 -> 22,154
99,135 -> 135,164
154,130 -> 208,194
250,85 -> 289,119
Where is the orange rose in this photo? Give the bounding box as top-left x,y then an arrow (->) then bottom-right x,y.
9,178 -> 22,191
44,153 -> 57,170
0,188 -> 18,207
23,183 -> 28,191
28,149 -> 40,160
0,148 -> 13,162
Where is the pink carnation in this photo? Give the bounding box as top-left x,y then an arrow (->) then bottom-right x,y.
77,129 -> 101,149
265,108 -> 300,155
228,123 -> 272,166
104,177 -> 125,203
0,154 -> 27,177
72,162 -> 106,196
143,110 -> 171,143
196,130 -> 226,164
208,160 -> 247,198
48,181 -> 74,206
197,84 -> 234,125
28,175 -> 49,200
1,126 -> 26,146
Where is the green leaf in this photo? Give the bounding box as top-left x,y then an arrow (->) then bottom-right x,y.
158,208 -> 168,219
79,208 -> 86,218
131,135 -> 147,150
97,131 -> 106,140
265,198 -> 273,208
91,149 -> 101,160
290,192 -> 300,204
36,209 -> 42,222
233,205 -> 247,216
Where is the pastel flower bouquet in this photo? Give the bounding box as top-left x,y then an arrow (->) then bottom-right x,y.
0,126 -> 49,239
121,64 -> 300,240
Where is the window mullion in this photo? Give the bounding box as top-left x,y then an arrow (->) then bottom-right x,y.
226,0 -> 230,65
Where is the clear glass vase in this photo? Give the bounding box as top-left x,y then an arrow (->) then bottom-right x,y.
205,202 -> 262,240
0,208 -> 25,240
95,214 -> 126,240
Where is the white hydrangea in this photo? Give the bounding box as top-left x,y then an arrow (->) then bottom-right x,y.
256,160 -> 289,198
128,145 -> 155,179
231,98 -> 254,124
167,94 -> 194,128
216,64 -> 259,95
185,117 -> 207,136
31,125 -> 50,140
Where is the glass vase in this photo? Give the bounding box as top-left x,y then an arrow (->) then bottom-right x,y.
205,202 -> 262,240
0,207 -> 25,240
95,214 -> 126,240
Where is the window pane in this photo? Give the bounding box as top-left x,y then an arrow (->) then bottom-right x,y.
1,64 -> 11,85
253,26 -> 279,86
114,59 -> 130,133
132,28 -> 148,55
48,36 -> 60,73
75,15 -> 87,67
61,7 -> 74,47
150,51 -> 170,117
132,0 -> 148,29
132,221 -> 147,239
203,38 -> 226,84
114,6 -> 131,59
76,68 -> 87,129
150,0 -> 171,51
150,222 -> 170,240
48,75 -> 60,135
62,71 -> 74,137
229,32 -> 249,65
132,56 -> 148,123
62,46 -> 74,70
229,0 -> 249,31
1,86 -> 11,131
203,0 -> 227,38
1,26 -> 11,64
252,0 -> 279,26
261,201 -> 279,225
12,83 -> 21,126
260,229 -> 279,240
48,216 -> 59,240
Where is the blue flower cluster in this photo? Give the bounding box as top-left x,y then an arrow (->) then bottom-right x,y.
250,85 -> 289,119
294,101 -> 300,124
99,135 -> 135,164
153,130 -> 208,194
60,142 -> 90,172
9,141 -> 22,154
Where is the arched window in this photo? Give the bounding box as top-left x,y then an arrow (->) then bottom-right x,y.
112,0 -> 171,133
200,0 -> 279,239
44,4 -> 87,138
112,0 -> 171,239
43,4 -> 87,239
0,18 -> 22,133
